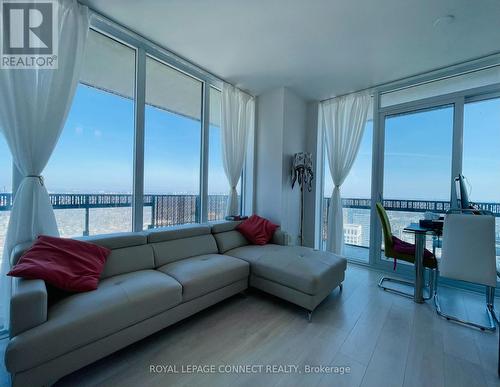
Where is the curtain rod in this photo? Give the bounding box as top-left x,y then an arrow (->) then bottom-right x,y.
319,51 -> 500,104
81,4 -> 255,98
319,87 -> 375,103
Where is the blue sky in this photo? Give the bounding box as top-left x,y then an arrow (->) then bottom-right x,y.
1,85 -> 499,202
462,98 -> 500,202
325,106 -> 455,201
324,100 -> 500,202
45,85 -> 135,193
383,105 -> 454,201
12,84 -> 227,194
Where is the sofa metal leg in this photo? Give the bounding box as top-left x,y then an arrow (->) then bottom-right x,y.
307,311 -> 312,323
339,283 -> 343,293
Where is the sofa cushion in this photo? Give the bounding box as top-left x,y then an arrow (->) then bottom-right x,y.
100,245 -> 155,279
225,244 -> 283,263
151,234 -> 218,267
225,245 -> 347,295
8,235 -> 110,292
10,241 -> 35,266
210,221 -> 250,254
213,230 -> 249,254
80,232 -> 155,279
210,221 -> 243,233
158,254 -> 249,301
9,233 -> 152,278
5,270 -> 182,373
79,232 -> 148,250
147,224 -> 211,243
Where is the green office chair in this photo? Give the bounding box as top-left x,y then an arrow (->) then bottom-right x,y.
376,202 -> 438,299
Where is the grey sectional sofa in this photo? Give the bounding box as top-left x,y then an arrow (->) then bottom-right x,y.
212,222 -> 347,317
5,221 -> 346,387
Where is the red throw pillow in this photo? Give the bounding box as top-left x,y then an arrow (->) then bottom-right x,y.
236,215 -> 278,245
8,235 -> 111,292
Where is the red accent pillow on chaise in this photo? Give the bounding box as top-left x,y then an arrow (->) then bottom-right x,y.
8,235 -> 110,292
236,215 -> 278,245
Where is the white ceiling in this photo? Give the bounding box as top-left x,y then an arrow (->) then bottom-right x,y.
81,0 -> 500,101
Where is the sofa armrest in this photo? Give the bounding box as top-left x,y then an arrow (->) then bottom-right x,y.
272,229 -> 289,246
10,241 -> 33,266
10,277 -> 48,337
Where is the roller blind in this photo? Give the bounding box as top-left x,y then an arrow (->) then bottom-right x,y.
79,29 -> 135,102
145,55 -> 202,121
381,65 -> 500,107
79,29 -> 221,126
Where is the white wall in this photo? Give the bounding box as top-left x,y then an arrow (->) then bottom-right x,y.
303,102 -> 320,248
254,87 -> 308,245
254,88 -> 284,225
281,89 -> 307,244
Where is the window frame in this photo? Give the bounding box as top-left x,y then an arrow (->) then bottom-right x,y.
13,12 -> 255,233
143,52 -> 205,225
91,14 -> 253,230
136,33 -> 222,229
317,72 -> 500,280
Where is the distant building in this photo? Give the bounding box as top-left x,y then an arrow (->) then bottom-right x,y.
344,224 -> 362,245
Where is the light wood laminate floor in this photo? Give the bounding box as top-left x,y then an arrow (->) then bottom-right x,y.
1,264 -> 499,387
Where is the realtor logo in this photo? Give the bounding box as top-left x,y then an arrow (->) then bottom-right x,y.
1,0 -> 58,69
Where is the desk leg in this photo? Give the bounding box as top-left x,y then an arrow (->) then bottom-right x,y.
414,233 -> 425,304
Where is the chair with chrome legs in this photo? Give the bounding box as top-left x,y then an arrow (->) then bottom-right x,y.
435,209 -> 498,331
376,203 -> 438,299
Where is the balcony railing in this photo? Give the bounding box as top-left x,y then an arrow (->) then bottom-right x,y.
1,193 -> 498,240
324,197 -> 500,216
322,197 -> 500,248
0,193 -> 228,236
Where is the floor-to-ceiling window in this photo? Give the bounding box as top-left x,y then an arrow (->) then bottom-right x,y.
143,56 -> 203,228
207,87 -> 224,221
40,27 -> 247,237
463,97 -> 500,254
319,65 -> 500,268
207,87 -> 242,221
374,69 -> 500,269
45,30 -> 136,237
381,105 -> 454,258
322,120 -> 373,262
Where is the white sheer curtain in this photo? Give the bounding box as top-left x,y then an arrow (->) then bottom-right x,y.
221,83 -> 255,216
321,92 -> 370,255
0,0 -> 89,328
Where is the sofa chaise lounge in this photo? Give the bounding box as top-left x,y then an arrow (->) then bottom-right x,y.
5,221 -> 346,386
